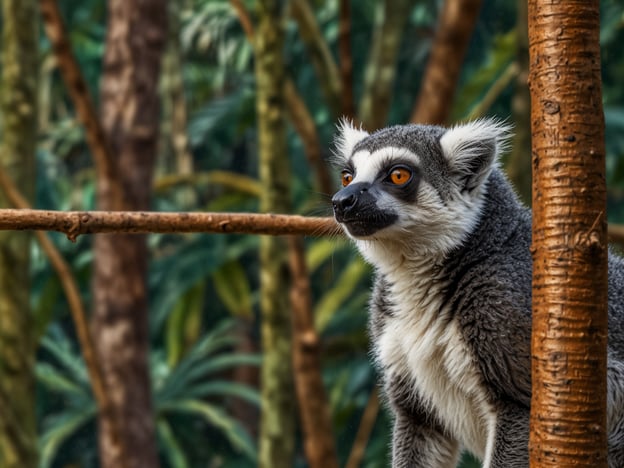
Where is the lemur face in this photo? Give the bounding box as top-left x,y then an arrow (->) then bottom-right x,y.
331,145 -> 422,237
332,119 -> 510,253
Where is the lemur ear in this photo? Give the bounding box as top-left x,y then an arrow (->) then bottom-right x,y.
440,119 -> 512,193
334,118 -> 369,161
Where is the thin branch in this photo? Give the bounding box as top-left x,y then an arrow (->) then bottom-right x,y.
3,203 -> 624,244
0,169 -> 112,428
345,388 -> 380,468
290,0 -> 342,117
154,170 -> 263,197
466,61 -> 519,120
38,0 -> 123,207
284,80 -> 334,196
230,0 -> 254,41
0,209 -> 340,239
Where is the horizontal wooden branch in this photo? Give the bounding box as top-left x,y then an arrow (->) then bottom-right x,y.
0,209 -> 340,241
2,208 -> 624,245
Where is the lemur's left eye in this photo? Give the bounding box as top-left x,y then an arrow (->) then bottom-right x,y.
341,171 -> 353,187
389,167 -> 412,185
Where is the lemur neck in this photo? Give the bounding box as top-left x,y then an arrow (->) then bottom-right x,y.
356,238 -> 446,281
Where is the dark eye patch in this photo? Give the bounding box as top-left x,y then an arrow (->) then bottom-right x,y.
376,160 -> 420,203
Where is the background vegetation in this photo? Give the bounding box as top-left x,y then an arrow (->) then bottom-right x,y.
1,0 -> 624,467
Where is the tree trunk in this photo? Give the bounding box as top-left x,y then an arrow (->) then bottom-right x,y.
528,1 -> 608,466
0,1 -> 38,466
288,237 -> 338,468
255,1 -> 296,467
410,0 -> 483,125
93,1 -> 167,467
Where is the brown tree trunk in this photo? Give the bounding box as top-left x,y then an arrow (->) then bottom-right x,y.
93,1 -> 167,467
0,0 -> 38,466
528,1 -> 608,466
288,237 -> 338,468
410,0 -> 483,125
255,1 -> 296,467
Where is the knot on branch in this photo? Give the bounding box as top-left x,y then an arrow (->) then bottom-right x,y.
66,212 -> 90,242
298,330 -> 320,351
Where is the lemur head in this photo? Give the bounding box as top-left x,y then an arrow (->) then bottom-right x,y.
331,119 -> 512,257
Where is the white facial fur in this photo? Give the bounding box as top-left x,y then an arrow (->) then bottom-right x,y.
333,119 -> 512,265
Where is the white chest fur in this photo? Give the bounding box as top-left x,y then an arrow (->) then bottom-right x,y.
373,262 -> 497,461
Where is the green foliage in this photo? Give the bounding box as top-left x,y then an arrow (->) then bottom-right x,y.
26,0 -> 624,467
37,320 -> 260,467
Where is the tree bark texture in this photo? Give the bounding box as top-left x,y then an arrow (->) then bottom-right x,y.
0,0 -> 38,466
288,237 -> 338,468
528,1 -> 608,466
93,1 -> 167,467
410,0 -> 483,125
255,1 -> 297,466
0,209 -> 338,238
359,0 -> 412,131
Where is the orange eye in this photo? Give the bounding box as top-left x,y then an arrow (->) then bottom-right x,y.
341,171 -> 353,187
389,167 -> 411,185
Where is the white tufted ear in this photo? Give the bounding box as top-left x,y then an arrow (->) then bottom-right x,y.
334,118 -> 369,162
440,118 -> 513,192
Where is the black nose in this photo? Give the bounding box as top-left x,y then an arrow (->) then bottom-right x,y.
332,192 -> 356,215
332,182 -> 370,219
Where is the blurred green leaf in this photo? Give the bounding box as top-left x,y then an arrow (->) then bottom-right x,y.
166,281 -> 205,367
159,399 -> 257,460
453,30 -> 516,121
39,404 -> 96,468
306,237 -> 350,273
212,260 -> 253,319
40,330 -> 89,386
185,381 -> 260,406
36,363 -> 89,399
157,419 -> 190,468
314,256 -> 370,332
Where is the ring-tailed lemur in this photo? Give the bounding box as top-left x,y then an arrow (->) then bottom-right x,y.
331,119 -> 624,468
